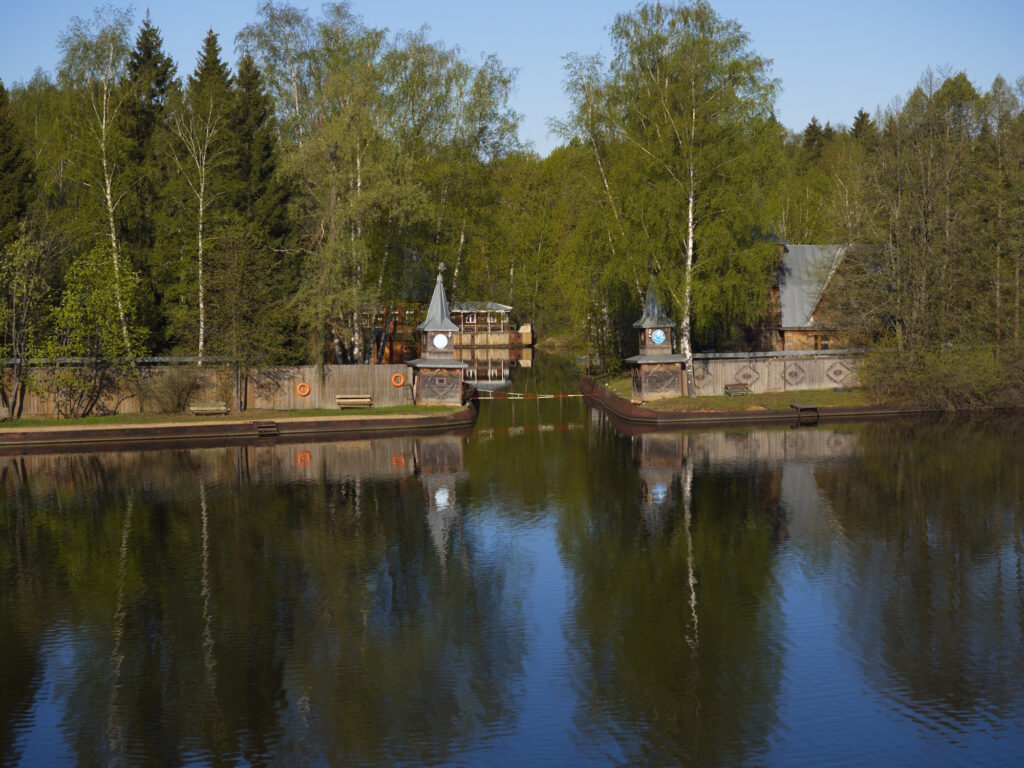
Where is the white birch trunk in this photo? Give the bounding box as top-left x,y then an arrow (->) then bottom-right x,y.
681,159 -> 697,397
197,189 -> 205,365
451,224 -> 466,295
97,43 -> 131,354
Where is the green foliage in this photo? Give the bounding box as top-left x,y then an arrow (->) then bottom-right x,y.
45,245 -> 145,417
0,234 -> 52,418
3,3 -> 1024,412
0,79 -> 35,250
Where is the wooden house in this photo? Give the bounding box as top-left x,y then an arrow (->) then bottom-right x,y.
449,302 -> 533,349
772,244 -> 850,351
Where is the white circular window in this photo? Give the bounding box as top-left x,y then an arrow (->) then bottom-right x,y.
651,329 -> 666,345
432,333 -> 449,350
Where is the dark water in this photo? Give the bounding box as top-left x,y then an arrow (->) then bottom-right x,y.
2,358 -> 1024,767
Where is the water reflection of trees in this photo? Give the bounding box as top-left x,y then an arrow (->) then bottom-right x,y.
558,427 -> 786,766
815,418 -> 1024,723
0,437 -> 525,765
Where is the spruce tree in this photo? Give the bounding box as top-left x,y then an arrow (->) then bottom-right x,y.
802,116 -> 825,161
851,108 -> 877,143
230,53 -> 288,244
163,29 -> 234,362
0,79 -> 35,250
124,12 -> 176,349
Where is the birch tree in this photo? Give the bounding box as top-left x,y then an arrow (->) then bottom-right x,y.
565,1 -> 779,385
167,30 -> 233,364
57,7 -> 136,353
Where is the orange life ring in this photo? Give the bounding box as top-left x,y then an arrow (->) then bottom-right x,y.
391,453 -> 406,469
296,381 -> 311,397
297,450 -> 311,467
391,372 -> 405,388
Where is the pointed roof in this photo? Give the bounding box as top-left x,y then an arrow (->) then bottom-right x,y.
633,279 -> 673,328
778,245 -> 848,329
417,265 -> 459,332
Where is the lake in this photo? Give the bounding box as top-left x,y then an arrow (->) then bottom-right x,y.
2,359 -> 1023,766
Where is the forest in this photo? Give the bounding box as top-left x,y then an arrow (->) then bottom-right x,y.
2,0 -> 1023,415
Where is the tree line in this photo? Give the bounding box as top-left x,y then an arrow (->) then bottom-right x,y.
2,1 -> 1023,415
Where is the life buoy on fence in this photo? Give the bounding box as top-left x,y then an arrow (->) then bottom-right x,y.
391,372 -> 406,388
297,450 -> 311,467
296,381 -> 311,397
391,453 -> 406,469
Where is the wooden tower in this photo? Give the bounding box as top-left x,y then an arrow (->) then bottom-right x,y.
624,280 -> 686,402
407,264 -> 468,405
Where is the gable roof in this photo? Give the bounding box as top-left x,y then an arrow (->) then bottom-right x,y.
450,301 -> 513,313
417,270 -> 460,332
777,244 -> 847,329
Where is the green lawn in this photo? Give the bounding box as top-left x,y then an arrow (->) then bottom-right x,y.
604,375 -> 871,412
0,404 -> 462,429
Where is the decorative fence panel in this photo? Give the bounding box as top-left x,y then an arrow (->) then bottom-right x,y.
690,350 -> 861,396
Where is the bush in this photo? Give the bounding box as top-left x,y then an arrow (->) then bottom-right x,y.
133,366 -> 204,414
862,343 -> 1019,410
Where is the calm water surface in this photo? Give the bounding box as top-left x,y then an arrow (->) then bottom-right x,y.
2,360 -> 1024,766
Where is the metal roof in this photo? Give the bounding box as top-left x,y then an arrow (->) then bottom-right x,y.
417,268 -> 460,332
633,280 -> 673,328
450,301 -> 512,313
778,245 -> 846,329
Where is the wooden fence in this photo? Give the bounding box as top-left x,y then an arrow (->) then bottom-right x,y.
9,363 -> 415,418
690,350 -> 861,396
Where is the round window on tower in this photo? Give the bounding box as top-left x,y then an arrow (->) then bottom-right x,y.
432,333 -> 449,350
651,329 -> 666,345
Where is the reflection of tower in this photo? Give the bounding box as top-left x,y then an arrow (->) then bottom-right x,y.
633,432 -> 686,536
407,265 -> 469,405
415,435 -> 467,566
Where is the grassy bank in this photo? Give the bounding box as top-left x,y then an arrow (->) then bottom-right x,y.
0,405 -> 462,429
603,375 -> 871,412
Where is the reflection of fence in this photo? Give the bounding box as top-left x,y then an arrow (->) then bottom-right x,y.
691,350 -> 861,395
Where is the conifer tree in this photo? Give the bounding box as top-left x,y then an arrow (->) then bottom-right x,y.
230,52 -> 287,244
851,108 -> 877,143
166,29 -> 234,363
123,11 -> 177,348
0,79 -> 35,250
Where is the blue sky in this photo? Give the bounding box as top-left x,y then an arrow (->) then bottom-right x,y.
2,1 -> 1023,155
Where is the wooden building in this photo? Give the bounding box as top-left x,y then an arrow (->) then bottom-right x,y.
773,244 -> 850,351
449,302 -> 533,349
406,266 -> 469,406
624,281 -> 687,402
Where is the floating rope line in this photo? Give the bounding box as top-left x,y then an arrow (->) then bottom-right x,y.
472,392 -> 590,400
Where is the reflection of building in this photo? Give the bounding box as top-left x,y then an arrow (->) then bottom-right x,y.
416,435 -> 466,565
633,432 -> 686,534
407,266 -> 469,406
454,347 -> 533,390
624,280 -> 686,402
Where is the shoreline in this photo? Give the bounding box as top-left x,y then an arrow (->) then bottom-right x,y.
579,376 -> 946,429
0,403 -> 479,454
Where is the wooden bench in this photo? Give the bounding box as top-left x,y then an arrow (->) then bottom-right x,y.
189,401 -> 229,416
336,394 -> 373,409
724,383 -> 751,396
790,403 -> 820,425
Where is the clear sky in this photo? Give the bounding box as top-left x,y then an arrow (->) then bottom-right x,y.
2,1 -> 1023,155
